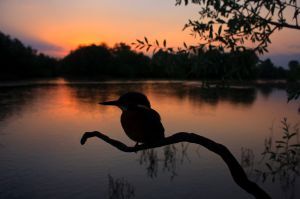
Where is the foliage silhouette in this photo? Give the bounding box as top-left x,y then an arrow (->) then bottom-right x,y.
0,31 -> 297,81
175,0 -> 300,53
132,37 -> 292,80
60,44 -> 112,77
287,60 -> 300,81
111,43 -> 151,78
133,0 -> 300,81
0,32 -> 58,80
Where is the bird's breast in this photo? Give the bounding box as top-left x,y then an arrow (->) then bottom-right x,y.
120,108 -> 164,143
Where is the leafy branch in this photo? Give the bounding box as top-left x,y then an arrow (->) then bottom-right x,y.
131,37 -> 208,56
174,0 -> 300,53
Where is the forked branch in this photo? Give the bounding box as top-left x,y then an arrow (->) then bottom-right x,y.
81,131 -> 271,199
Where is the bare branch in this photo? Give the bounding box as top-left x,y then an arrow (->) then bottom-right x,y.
81,131 -> 271,199
267,20 -> 300,30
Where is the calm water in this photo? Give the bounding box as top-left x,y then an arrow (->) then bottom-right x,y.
0,79 -> 299,199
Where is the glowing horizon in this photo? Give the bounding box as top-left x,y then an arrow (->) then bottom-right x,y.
0,0 -> 299,66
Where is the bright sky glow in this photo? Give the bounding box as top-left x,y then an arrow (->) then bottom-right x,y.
0,0 -> 299,66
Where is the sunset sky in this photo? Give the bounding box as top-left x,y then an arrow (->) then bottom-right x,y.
0,0 -> 299,67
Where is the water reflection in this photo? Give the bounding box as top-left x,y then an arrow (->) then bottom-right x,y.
67,83 -> 258,109
106,145 -> 191,198
240,147 -> 255,177
257,85 -> 274,99
0,86 -> 37,121
186,86 -> 257,107
108,175 -> 135,199
138,143 -> 190,179
0,80 -> 299,199
139,149 -> 158,178
0,80 -> 282,123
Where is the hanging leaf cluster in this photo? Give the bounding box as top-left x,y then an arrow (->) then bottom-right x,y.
175,0 -> 300,54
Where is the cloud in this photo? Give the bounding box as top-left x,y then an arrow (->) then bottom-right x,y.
20,37 -> 66,57
2,30 -> 67,57
24,38 -> 64,52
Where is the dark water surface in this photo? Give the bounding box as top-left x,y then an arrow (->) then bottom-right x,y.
0,79 -> 299,199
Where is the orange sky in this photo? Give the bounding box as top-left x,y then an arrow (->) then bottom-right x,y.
0,0 -> 299,66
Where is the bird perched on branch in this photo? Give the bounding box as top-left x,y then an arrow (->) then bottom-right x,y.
100,92 -> 165,145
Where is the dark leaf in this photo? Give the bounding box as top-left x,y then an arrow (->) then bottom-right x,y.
183,42 -> 187,48
156,40 -> 159,47
153,48 -> 157,54
146,46 -> 151,52
137,39 -> 144,44
218,25 -> 222,35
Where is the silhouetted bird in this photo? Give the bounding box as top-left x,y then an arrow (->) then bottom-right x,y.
100,92 -> 165,145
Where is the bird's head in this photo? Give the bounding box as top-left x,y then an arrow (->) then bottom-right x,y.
99,92 -> 151,110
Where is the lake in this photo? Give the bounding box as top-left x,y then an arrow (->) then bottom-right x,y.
0,79 -> 299,199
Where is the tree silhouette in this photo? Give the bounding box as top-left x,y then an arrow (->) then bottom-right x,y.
175,0 -> 300,53
0,31 -> 57,80
288,60 -> 300,81
111,43 -> 151,78
60,44 -> 112,77
0,31 -> 294,81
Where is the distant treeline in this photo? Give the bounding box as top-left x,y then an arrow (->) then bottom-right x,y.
1,31 -> 300,81
0,32 -> 58,80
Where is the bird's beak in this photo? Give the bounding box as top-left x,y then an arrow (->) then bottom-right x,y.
99,100 -> 119,106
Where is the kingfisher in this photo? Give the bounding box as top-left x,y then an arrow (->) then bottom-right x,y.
99,92 -> 165,145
